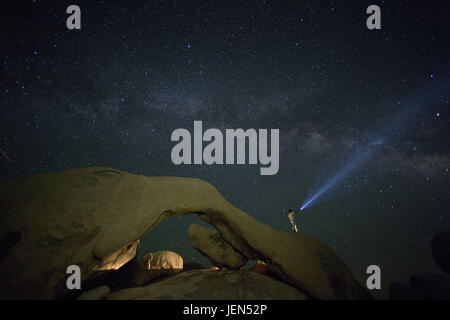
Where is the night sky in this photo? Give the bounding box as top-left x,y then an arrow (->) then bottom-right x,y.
1,1 -> 449,298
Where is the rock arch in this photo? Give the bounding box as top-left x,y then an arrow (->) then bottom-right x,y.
0,167 -> 370,299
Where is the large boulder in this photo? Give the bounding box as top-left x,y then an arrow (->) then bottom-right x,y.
79,250 -> 184,294
107,269 -> 309,300
430,230 -> 450,275
96,240 -> 139,271
187,224 -> 247,269
134,250 -> 183,286
0,167 -> 368,299
139,251 -> 183,271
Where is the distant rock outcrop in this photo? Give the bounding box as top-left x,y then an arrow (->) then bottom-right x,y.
0,167 -> 369,299
107,269 -> 309,300
431,230 -> 450,275
389,230 -> 450,300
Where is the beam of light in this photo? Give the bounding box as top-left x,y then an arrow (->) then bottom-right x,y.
300,139 -> 381,211
300,83 -> 446,212
0,146 -> 11,163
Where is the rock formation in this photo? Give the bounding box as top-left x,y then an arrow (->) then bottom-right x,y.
430,230 -> 450,275
107,269 -> 309,300
134,250 -> 183,286
0,167 -> 370,299
389,230 -> 450,300
96,240 -> 139,271
187,224 -> 247,269
77,285 -> 110,300
66,250 -> 183,297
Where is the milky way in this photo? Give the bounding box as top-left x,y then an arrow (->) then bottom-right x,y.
301,84 -> 448,211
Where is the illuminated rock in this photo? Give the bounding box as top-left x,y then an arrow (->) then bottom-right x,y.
0,167 -> 369,299
139,250 -> 183,271
249,260 -> 269,275
96,240 -> 139,271
134,250 -> 183,286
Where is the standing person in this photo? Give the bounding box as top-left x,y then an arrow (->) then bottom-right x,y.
288,208 -> 300,232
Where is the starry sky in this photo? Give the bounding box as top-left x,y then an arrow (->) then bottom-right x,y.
1,0 -> 449,298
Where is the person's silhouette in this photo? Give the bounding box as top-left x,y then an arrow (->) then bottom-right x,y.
287,208 -> 300,232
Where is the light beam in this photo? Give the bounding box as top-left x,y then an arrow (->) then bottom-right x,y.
300,140 -> 381,211
300,84 -> 445,211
